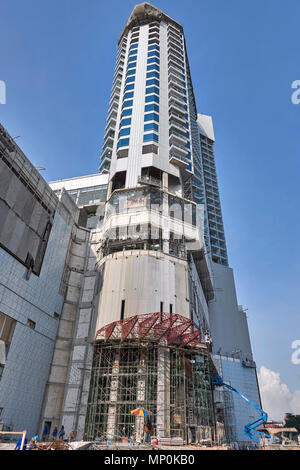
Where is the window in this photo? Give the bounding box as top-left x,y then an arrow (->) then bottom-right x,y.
117,138 -> 130,148
148,38 -> 160,46
146,71 -> 160,79
122,99 -> 133,108
146,86 -> 159,95
147,63 -> 160,72
125,83 -> 135,92
119,128 -> 131,137
128,49 -> 137,57
117,148 -> 129,159
121,108 -> 132,118
126,68 -> 136,76
146,78 -> 159,88
130,43 -> 138,50
127,61 -> 137,69
120,118 -> 132,127
144,122 -> 159,132
148,44 -> 160,52
123,91 -> 134,100
145,103 -> 159,113
142,144 -> 158,154
144,113 -> 159,122
128,55 -> 137,63
148,50 -> 160,58
144,133 -> 159,143
145,94 -> 159,104
147,57 -> 160,65
125,76 -> 135,84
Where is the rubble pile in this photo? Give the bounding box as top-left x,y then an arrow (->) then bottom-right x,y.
32,440 -> 73,451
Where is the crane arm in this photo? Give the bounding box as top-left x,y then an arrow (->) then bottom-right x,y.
213,375 -> 268,441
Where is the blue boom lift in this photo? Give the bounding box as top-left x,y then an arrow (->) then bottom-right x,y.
213,376 -> 269,441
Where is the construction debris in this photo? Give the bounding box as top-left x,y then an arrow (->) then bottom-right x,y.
32,440 -> 74,451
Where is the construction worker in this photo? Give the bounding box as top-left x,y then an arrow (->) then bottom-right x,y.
59,425 -> 65,440
52,426 -> 58,440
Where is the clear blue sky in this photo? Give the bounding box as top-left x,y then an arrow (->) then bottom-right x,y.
1,0 -> 300,396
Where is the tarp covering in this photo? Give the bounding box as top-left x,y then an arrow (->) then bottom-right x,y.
0,158 -> 53,274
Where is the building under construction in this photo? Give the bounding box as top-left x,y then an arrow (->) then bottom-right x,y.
39,3 -> 261,445
0,3 -> 262,445
85,313 -> 216,443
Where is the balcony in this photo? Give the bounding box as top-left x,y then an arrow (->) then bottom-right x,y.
105,119 -> 116,133
169,92 -> 186,106
167,33 -> 182,49
102,136 -> 114,153
109,91 -> 120,104
100,146 -> 113,161
107,102 -> 119,118
169,62 -> 185,77
169,152 -> 189,169
169,130 -> 188,147
169,101 -> 187,118
168,73 -> 186,90
168,41 -> 183,56
169,100 -> 187,117
168,53 -> 185,69
99,156 -> 111,174
169,120 -> 187,134
170,142 -> 189,161
103,129 -> 115,143
169,111 -> 187,127
169,85 -> 186,101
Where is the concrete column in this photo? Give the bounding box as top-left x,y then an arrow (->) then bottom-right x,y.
136,352 -> 146,442
156,347 -> 170,439
162,178 -> 170,254
107,179 -> 113,200
162,172 -> 168,192
107,354 -> 120,440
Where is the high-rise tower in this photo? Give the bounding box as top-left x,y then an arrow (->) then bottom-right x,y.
39,2 -> 261,445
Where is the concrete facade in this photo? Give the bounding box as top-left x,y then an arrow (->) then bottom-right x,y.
0,124 -> 80,438
213,355 -> 261,443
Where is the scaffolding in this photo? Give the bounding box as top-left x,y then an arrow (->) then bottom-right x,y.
84,313 -> 216,444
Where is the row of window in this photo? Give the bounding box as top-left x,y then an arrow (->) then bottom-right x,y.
143,40 -> 160,145
117,41 -> 139,149
118,28 -> 162,151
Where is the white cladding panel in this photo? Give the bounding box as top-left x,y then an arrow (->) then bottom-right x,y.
95,251 -> 191,332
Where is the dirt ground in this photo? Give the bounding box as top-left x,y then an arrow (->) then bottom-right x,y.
1,441 -> 299,451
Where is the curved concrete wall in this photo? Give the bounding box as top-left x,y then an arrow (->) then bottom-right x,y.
95,250 -> 191,332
